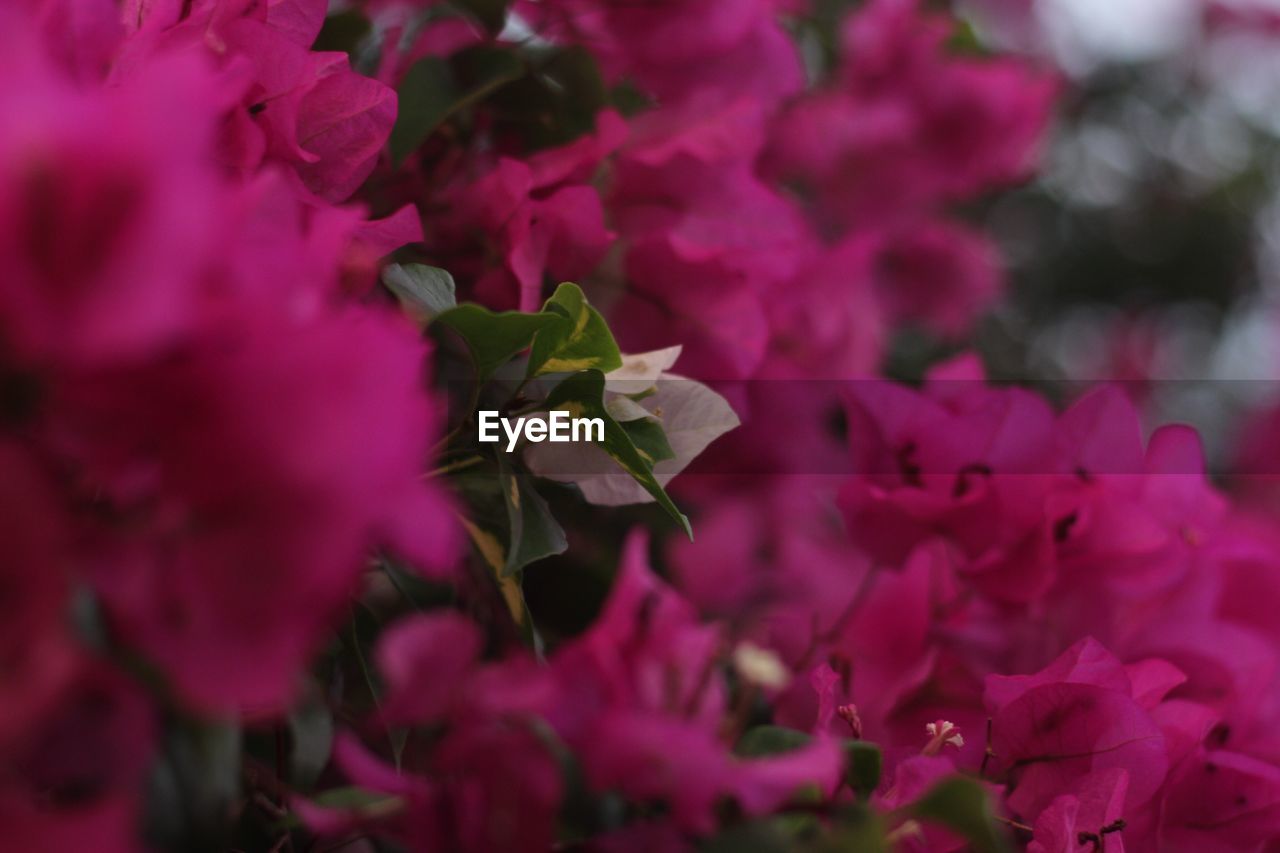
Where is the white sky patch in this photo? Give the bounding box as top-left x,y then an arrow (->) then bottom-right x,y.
1040,0 -> 1200,72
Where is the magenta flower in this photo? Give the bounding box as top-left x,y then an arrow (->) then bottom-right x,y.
305,728 -> 563,853
0,10 -> 456,718
430,112 -> 624,311
608,98 -> 812,379
0,49 -> 228,364
864,221 -> 1004,339
985,638 -> 1172,823
552,532 -> 842,829
518,0 -> 803,106
17,0 -> 1280,849
839,374 -> 1060,601
0,444 -> 78,749
764,0 -> 1055,231
117,0 -> 396,202
1028,769 -> 1130,853
63,310 -> 457,714
0,666 -> 155,853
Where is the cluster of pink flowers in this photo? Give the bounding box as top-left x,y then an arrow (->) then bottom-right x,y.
403,0 -> 1054,379
676,360 -> 1280,849
1,1 -> 455,845
10,0 -> 1280,851
303,532 -> 847,850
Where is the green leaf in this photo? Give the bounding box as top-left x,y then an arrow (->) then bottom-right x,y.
772,813 -> 825,844
288,700 -> 334,790
451,0 -> 510,34
610,81 -> 652,116
311,786 -> 404,818
313,10 -> 371,55
451,459 -> 567,577
451,462 -> 544,650
907,777 -> 1011,853
843,740 -> 882,800
390,48 -> 523,163
527,283 -> 623,377
486,46 -> 608,149
389,57 -> 457,164
70,585 -> 108,650
452,45 -> 525,94
534,46 -> 608,142
499,461 -> 568,576
382,263 -> 456,323
445,45 -> 525,133
947,19 -> 990,56
145,721 -> 243,847
735,725 -> 812,758
620,417 -> 676,466
432,304 -> 558,382
544,370 -> 691,537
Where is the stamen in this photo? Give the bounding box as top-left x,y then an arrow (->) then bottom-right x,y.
923,720 -> 964,755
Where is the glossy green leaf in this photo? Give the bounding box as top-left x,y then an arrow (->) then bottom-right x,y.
451,462 -> 543,649
527,283 -> 623,377
544,370 -> 691,537
382,263 -> 456,322
390,48 -> 523,163
499,461 -> 568,576
619,417 -> 676,466
451,458 -> 569,577
389,58 -> 457,164
432,304 -> 557,382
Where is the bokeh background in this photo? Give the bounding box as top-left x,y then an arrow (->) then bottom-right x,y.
932,0 -> 1280,469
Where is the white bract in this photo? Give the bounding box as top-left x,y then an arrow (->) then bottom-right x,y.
526,346 -> 740,506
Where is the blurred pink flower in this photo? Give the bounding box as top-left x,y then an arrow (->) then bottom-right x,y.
764,0 -> 1056,231
985,638 -> 1172,821
116,0 -> 396,202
